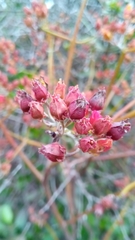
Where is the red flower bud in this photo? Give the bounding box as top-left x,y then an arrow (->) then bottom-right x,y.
75,117 -> 93,135
65,85 -> 84,106
79,136 -> 97,153
16,90 -> 33,112
69,99 -> 87,120
50,95 -> 68,120
32,80 -> 48,101
89,89 -> 106,111
106,120 -> 131,140
97,138 -> 113,152
90,113 -> 112,135
54,79 -> 66,99
29,101 -> 44,119
39,142 -> 66,162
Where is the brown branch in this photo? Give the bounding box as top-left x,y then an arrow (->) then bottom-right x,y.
112,99 -> 135,121
7,130 -> 41,147
43,163 -> 72,240
114,110 -> 135,121
93,150 -> 135,162
64,161 -> 76,237
67,207 -> 94,225
0,121 -> 43,182
41,27 -> 94,45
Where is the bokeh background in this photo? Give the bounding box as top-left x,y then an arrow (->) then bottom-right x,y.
0,0 -> 135,239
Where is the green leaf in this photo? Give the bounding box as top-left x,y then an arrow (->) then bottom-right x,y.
0,222 -> 8,238
108,1 -> 121,14
8,71 -> 34,81
0,204 -> 14,225
15,209 -> 27,232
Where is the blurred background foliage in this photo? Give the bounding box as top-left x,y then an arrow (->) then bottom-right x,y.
0,0 -> 135,239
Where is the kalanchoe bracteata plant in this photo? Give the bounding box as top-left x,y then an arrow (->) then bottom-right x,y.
15,78 -> 131,162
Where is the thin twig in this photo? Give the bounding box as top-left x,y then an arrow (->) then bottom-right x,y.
43,163 -> 72,240
112,99 -> 135,121
119,181 -> 135,197
45,222 -> 59,240
106,51 -> 126,99
0,121 -> 43,182
103,202 -> 129,240
40,171 -> 75,213
41,27 -> 94,45
7,130 -> 42,147
114,110 -> 135,121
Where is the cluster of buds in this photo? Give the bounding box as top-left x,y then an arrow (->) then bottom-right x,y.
23,2 -> 49,67
96,69 -> 114,80
100,54 -> 117,63
0,38 -> 19,75
0,72 -> 32,92
28,206 -> 48,227
95,3 -> 135,42
94,194 -> 117,216
112,80 -> 131,98
96,16 -> 127,41
16,78 -> 131,163
24,1 -> 48,28
124,4 -> 135,23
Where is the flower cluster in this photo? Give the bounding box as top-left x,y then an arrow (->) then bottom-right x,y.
95,4 -> 135,42
24,2 -> 48,28
94,194 -> 117,216
0,38 -> 19,75
16,78 -> 131,163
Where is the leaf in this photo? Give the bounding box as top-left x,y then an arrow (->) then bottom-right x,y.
8,71 -> 34,81
15,209 -> 27,232
0,222 -> 8,238
0,204 -> 14,225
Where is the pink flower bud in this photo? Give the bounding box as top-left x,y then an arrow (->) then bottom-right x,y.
114,176 -> 130,189
100,194 -> 116,210
29,101 -> 44,119
24,17 -> 33,28
75,117 -> 93,135
91,114 -> 112,135
32,80 -> 48,101
5,149 -> 14,161
95,18 -> 102,30
97,138 -> 113,152
0,162 -> 11,175
39,142 -> 66,162
65,85 -> 84,106
94,204 -> 104,216
50,95 -> 68,120
0,95 -> 6,104
69,99 -> 87,120
79,136 -> 97,153
16,90 -> 33,112
90,110 -> 102,125
89,89 -> 106,111
106,120 -> 131,140
24,7 -> 33,15
54,79 -> 66,99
